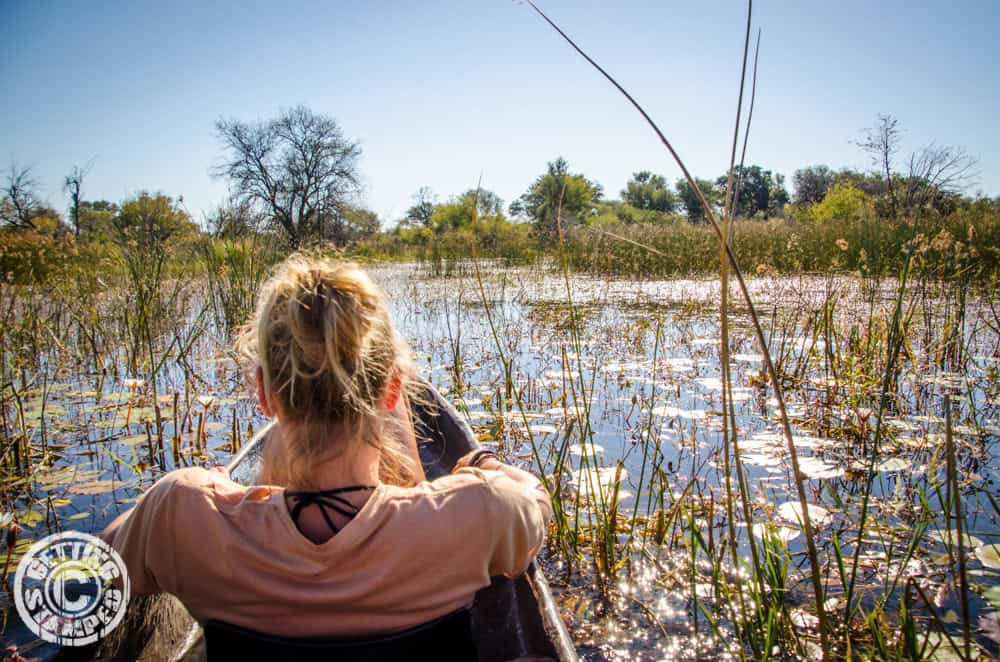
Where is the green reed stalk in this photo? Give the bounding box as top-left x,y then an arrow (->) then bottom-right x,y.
944,394 -> 972,659
443,292 -> 465,398
844,253 -> 913,640
551,189 -> 622,580
468,239 -> 577,565
627,315 -> 662,545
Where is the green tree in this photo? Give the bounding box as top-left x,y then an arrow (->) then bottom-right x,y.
336,207 -> 381,242
214,106 -> 363,247
430,199 -> 474,233
512,158 -> 602,241
806,183 -> 873,223
832,169 -> 886,197
113,193 -> 196,252
768,173 -> 790,216
428,188 -> 504,233
461,188 -> 504,217
403,187 -> 436,228
78,200 -> 118,237
792,165 -> 835,204
716,165 -> 788,218
621,171 -> 678,212
675,177 -> 720,223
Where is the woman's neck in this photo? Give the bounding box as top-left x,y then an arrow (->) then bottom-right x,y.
280,420 -> 381,492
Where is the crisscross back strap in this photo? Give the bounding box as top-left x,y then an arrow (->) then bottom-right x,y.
285,485 -> 375,535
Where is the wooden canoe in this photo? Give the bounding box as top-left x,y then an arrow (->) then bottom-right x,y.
56,381 -> 577,661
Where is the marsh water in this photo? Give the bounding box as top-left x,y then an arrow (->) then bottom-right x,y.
2,262 -> 998,660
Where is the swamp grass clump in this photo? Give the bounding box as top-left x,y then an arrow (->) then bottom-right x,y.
203,235 -> 283,333
363,219 -> 540,276
561,204 -> 1000,281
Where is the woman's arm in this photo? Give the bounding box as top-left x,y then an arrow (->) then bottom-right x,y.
102,507 -> 132,544
453,450 -> 539,490
452,450 -> 552,577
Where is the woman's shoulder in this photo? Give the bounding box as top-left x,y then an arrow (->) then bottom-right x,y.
149,466 -> 225,492
381,468 -> 531,509
143,467 -> 258,507
379,471 -> 486,504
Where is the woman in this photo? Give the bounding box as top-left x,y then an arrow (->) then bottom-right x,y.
103,255 -> 551,638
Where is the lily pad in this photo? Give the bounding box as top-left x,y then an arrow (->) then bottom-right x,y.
927,530 -> 985,549
777,501 -> 832,528
877,457 -> 910,473
651,405 -> 706,420
571,466 -> 627,489
35,467 -> 103,490
740,453 -> 782,468
67,480 -> 122,495
798,456 -> 844,480
120,434 -> 152,446
924,632 -> 966,662
751,523 -> 800,544
983,585 -> 1000,610
975,544 -> 1000,569
18,510 -> 46,527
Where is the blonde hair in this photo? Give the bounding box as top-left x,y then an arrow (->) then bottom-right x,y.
237,254 -> 420,488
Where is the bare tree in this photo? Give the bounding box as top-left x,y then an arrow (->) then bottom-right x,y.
1,163 -> 42,230
902,142 -> 977,213
857,114 -> 977,219
63,159 -> 95,237
214,106 -> 362,247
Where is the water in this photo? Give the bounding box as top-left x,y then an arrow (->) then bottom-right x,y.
2,262 -> 998,659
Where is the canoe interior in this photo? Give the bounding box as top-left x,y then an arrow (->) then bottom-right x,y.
57,382 -> 576,661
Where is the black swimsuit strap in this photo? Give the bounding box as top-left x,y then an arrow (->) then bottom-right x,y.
286,485 -> 377,498
286,485 -> 376,535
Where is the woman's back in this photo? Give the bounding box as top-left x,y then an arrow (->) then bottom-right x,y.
105,461 -> 550,638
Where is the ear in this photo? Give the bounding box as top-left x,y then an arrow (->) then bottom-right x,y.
256,366 -> 275,418
383,372 -> 402,412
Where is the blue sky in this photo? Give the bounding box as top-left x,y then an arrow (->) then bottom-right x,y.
2,1 -> 998,227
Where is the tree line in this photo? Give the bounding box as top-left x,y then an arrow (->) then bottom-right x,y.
1,108 -> 982,250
